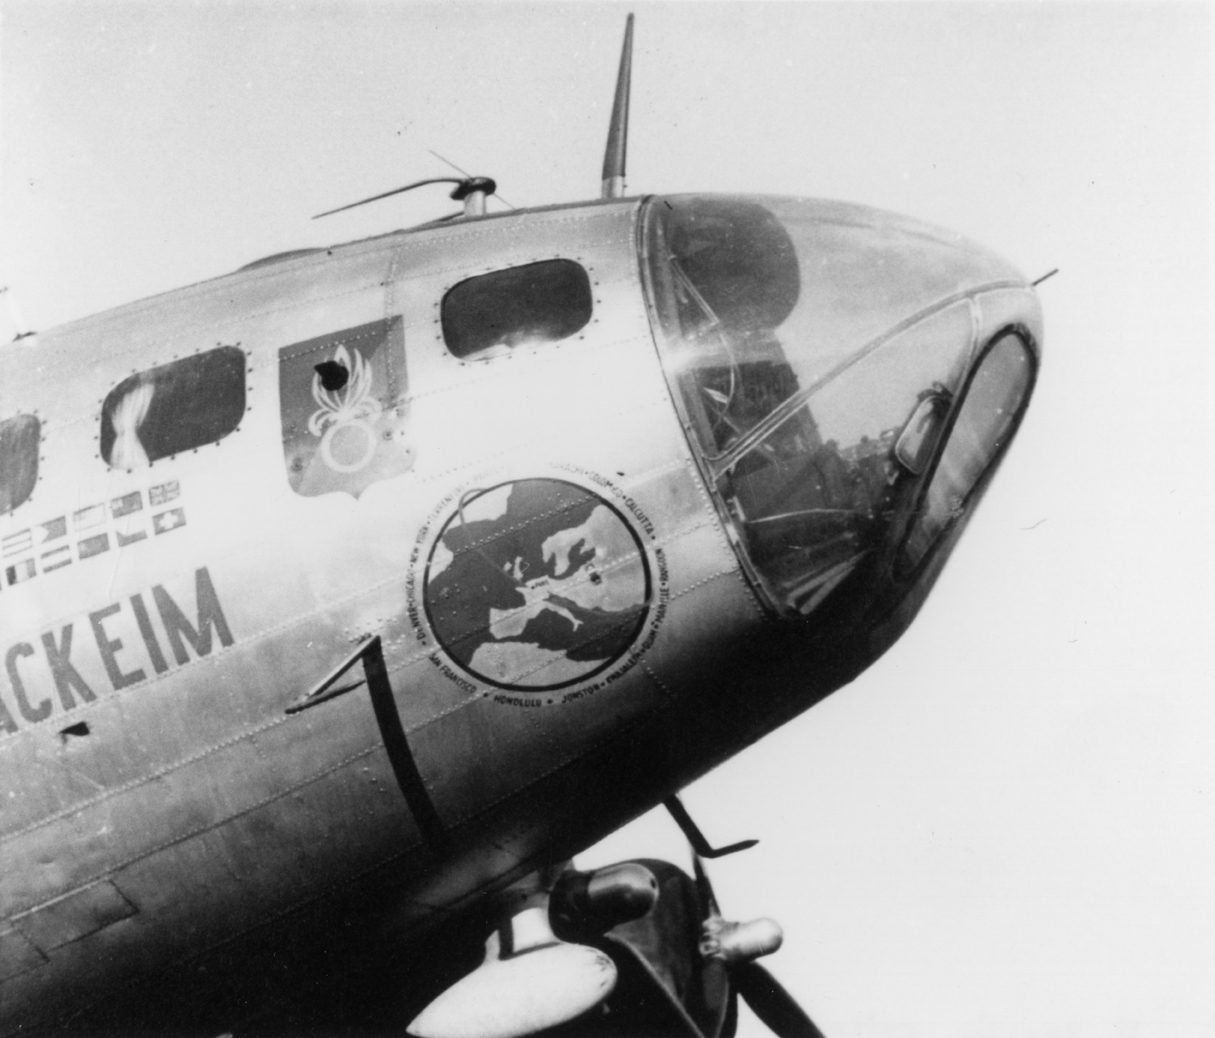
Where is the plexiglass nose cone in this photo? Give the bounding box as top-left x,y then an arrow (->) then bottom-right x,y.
643,194 -> 1039,618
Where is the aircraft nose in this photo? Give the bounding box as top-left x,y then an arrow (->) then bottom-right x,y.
720,299 -> 1037,618
642,194 -> 1041,618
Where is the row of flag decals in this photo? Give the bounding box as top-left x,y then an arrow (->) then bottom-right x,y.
1,481 -> 185,588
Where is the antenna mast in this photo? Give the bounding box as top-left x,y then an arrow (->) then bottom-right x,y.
601,14 -> 634,199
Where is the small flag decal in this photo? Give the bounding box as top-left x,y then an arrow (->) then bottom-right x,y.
111,491 -> 143,518
73,504 -> 107,530
40,517 -> 67,542
41,545 -> 72,572
149,481 -> 180,506
78,533 -> 110,559
152,508 -> 186,535
5,559 -> 35,585
2,529 -> 31,558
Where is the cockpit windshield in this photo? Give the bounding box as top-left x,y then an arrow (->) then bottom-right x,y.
642,195 -> 1034,615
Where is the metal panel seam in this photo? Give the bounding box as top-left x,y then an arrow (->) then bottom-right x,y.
7,741 -> 392,918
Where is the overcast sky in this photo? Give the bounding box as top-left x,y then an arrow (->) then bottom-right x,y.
2,3 -> 1212,1036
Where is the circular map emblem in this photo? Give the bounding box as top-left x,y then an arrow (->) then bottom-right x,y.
423,479 -> 652,691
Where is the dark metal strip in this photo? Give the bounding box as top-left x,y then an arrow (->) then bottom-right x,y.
362,637 -> 449,851
285,635 -> 372,714
663,794 -> 757,859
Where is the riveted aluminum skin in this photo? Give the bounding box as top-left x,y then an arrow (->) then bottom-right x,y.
0,192 -> 1041,1033
0,199 -> 767,1032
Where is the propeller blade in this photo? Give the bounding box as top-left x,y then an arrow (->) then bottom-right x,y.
691,853 -> 721,921
731,960 -> 825,1038
683,811 -> 814,1035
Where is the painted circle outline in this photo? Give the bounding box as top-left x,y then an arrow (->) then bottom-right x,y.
319,419 -> 378,473
421,478 -> 653,693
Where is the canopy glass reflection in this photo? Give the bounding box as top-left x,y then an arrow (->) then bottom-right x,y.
642,195 -> 1035,615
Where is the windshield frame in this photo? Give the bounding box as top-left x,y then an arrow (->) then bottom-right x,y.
709,288 -> 1007,478
894,324 -> 1039,579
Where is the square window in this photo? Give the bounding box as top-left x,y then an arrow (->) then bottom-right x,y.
441,260 -> 592,360
0,415 -> 40,515
101,347 -> 246,469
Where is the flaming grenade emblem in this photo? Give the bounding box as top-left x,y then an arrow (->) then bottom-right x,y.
307,344 -> 382,473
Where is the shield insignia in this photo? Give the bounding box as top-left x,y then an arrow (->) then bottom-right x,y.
279,317 -> 414,498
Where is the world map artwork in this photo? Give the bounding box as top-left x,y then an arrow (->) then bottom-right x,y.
423,480 -> 651,691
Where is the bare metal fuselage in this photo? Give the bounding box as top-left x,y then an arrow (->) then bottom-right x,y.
0,195 -> 1041,1032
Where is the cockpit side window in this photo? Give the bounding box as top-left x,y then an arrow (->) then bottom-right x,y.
441,259 -> 592,360
643,197 -> 802,459
899,331 -> 1034,571
0,415 -> 40,515
101,346 -> 247,470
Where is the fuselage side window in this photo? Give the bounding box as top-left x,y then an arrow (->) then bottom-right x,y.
441,259 -> 592,360
101,346 -> 246,470
0,414 -> 40,515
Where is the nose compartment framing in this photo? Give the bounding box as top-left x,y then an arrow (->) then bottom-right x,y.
640,194 -> 1042,619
